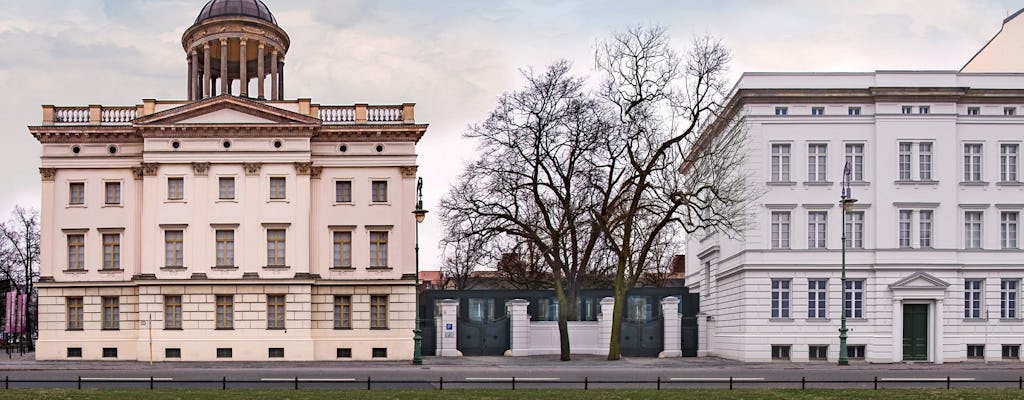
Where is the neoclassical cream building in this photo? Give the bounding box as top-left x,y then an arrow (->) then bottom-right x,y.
30,0 -> 427,361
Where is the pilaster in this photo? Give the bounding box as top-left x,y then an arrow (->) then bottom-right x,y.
506,299 -> 530,356
659,296 -> 682,358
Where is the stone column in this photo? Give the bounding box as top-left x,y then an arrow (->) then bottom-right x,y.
934,299 -> 944,364
891,298 -> 902,363
190,50 -> 199,100
278,57 -> 285,100
239,39 -> 248,97
270,49 -> 279,101
696,312 -> 709,357
38,168 -> 56,281
437,299 -> 460,357
187,55 -> 193,101
659,296 -> 682,358
203,43 -> 211,98
220,38 -> 229,95
599,297 -> 615,352
506,299 -> 530,356
257,42 -> 265,99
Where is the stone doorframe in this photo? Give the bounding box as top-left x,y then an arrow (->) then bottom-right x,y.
888,272 -> 950,364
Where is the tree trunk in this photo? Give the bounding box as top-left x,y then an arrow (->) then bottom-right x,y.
607,253 -> 630,360
553,277 -> 572,361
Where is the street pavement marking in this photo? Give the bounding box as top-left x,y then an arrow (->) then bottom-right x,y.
880,377 -> 975,381
260,378 -> 356,382
81,377 -> 173,381
465,377 -> 561,381
670,377 -> 765,382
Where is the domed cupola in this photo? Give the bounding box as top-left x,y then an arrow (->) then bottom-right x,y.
182,0 -> 290,101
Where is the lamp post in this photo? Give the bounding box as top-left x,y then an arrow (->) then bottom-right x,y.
838,161 -> 857,366
412,177 -> 428,365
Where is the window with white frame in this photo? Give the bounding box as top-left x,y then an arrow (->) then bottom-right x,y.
770,211 -> 791,249
899,210 -> 913,248
807,211 -> 827,249
848,106 -> 861,116
901,105 -> 913,114
964,279 -> 983,319
967,106 -> 980,115
371,181 -> 388,202
1001,279 -> 1019,319
369,231 -> 389,268
844,280 -> 864,319
167,177 -> 184,200
775,106 -> 788,116
807,144 -> 827,182
333,231 -> 352,268
811,106 -> 824,116
218,177 -> 235,200
918,106 -> 930,114
845,144 -> 864,181
164,230 -> 183,267
215,229 -> 234,267
335,180 -> 352,203
1005,106 -> 1018,116
770,144 -> 791,182
1002,211 -> 1019,249
898,142 -> 913,180
964,144 -> 983,182
1001,144 -> 1019,182
844,211 -> 864,249
104,182 -> 120,205
69,182 -> 85,205
919,210 -> 933,248
919,142 -> 933,180
266,229 -> 286,266
965,211 -> 983,249
808,279 -> 827,319
771,279 -> 790,319
67,234 -> 85,270
269,177 -> 286,200
102,233 -> 120,270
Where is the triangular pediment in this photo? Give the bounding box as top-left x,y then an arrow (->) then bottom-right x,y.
133,95 -> 321,126
889,272 -> 950,290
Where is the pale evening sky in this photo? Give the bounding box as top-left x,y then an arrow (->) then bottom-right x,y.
0,0 -> 1020,270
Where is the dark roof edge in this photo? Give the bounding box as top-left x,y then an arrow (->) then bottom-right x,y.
1005,7 -> 1024,24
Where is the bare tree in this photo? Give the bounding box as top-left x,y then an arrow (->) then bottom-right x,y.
0,206 -> 41,349
593,27 -> 751,360
439,61 -> 613,360
439,228 -> 493,290
496,242 -> 552,290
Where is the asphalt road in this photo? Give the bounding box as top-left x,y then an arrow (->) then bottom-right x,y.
2,354 -> 1024,390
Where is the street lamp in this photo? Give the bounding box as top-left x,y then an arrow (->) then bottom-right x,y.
412,177 -> 428,365
838,161 -> 857,366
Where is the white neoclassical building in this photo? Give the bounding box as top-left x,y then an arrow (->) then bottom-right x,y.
29,0 -> 427,361
687,12 -> 1024,363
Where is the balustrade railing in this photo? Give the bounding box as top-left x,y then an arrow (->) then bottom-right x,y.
100,107 -> 137,124
366,106 -> 403,122
53,107 -> 90,124
319,106 -> 356,123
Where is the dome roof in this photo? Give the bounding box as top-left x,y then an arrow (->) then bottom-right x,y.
195,0 -> 277,25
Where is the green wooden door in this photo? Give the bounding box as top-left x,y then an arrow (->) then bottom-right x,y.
902,304 -> 929,361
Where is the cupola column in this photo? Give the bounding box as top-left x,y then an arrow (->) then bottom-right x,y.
190,50 -> 199,100
270,48 -> 279,101
203,42 -> 211,98
257,42 -> 266,100
278,56 -> 285,100
239,38 -> 248,97
187,55 -> 194,101
220,38 -> 229,95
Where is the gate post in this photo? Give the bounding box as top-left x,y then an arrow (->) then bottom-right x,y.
697,312 -> 709,357
505,299 -> 530,356
437,299 -> 461,357
659,296 -> 682,358
598,297 -> 614,351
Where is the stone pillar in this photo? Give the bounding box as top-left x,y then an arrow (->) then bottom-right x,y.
934,299 -> 944,364
437,299 -> 460,357
257,42 -> 265,99
187,55 -> 193,101
270,49 -> 279,101
190,50 -> 199,100
239,39 -> 248,97
696,312 -> 709,357
598,297 -> 614,352
659,296 -> 682,358
203,43 -> 211,98
278,57 -> 285,100
220,38 -> 229,95
891,298 -> 902,363
506,299 -> 530,356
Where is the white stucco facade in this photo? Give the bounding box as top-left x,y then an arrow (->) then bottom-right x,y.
686,71 -> 1024,363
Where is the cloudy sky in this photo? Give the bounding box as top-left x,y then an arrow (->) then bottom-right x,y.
0,0 -> 1020,270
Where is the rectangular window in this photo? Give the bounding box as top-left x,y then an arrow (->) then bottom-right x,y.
844,280 -> 864,319
67,347 -> 82,358
372,348 -> 388,358
808,345 -> 828,360
807,211 -> 827,249
965,211 -> 983,249
334,295 -> 352,329
102,348 -> 118,358
1003,212 -> 1020,249
333,231 -> 352,268
847,345 -> 866,359
218,177 -> 235,200
771,345 -> 791,360
165,348 -> 181,358
770,279 -> 790,319
901,105 -> 913,114
1003,345 -> 1020,360
268,348 -> 284,358
66,297 -> 83,330
770,144 -> 791,182
964,280 -> 983,319
1002,280 -> 1019,319
811,106 -> 824,116
844,211 -> 864,249
964,144 -> 983,182
269,177 -> 286,200
1005,106 -> 1018,116
216,348 -> 232,358
102,296 -> 119,330
165,295 -> 182,329
369,231 -> 389,267
918,106 -> 930,114
807,279 -> 827,319
69,182 -> 85,205
848,106 -> 861,116
845,144 -> 864,181
67,234 -> 85,270
898,142 -> 912,180
216,295 -> 233,329
215,230 -> 234,267
899,210 -> 913,248
807,144 -> 827,182
919,210 -> 933,248
167,177 -> 184,200
165,230 -> 183,267
967,107 -> 980,115
102,233 -> 120,270
967,345 -> 984,359
1002,143 -> 1019,182
266,229 -> 286,266
770,211 -> 791,249
774,106 -> 788,116
104,182 -> 120,205
336,348 -> 352,358
370,295 -> 389,329
267,294 -> 285,330
371,181 -> 388,202
335,180 -> 352,203
918,142 -> 933,180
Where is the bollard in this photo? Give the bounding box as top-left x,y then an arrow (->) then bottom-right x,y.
874,376 -> 878,390
294,376 -> 299,390
585,376 -> 588,390
150,376 -> 154,390
222,376 -> 226,390
1019,376 -> 1022,390
729,376 -> 733,390
77,376 -> 81,390
801,376 -> 805,390
367,376 -> 371,390
440,376 -> 444,391
947,376 -> 951,390
512,376 -> 516,391
657,376 -> 661,390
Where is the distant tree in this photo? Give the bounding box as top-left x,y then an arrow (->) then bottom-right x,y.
439,230 -> 492,290
496,242 -> 551,290
0,206 -> 41,349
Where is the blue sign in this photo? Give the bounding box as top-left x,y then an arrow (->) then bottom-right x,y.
445,323 -> 453,331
